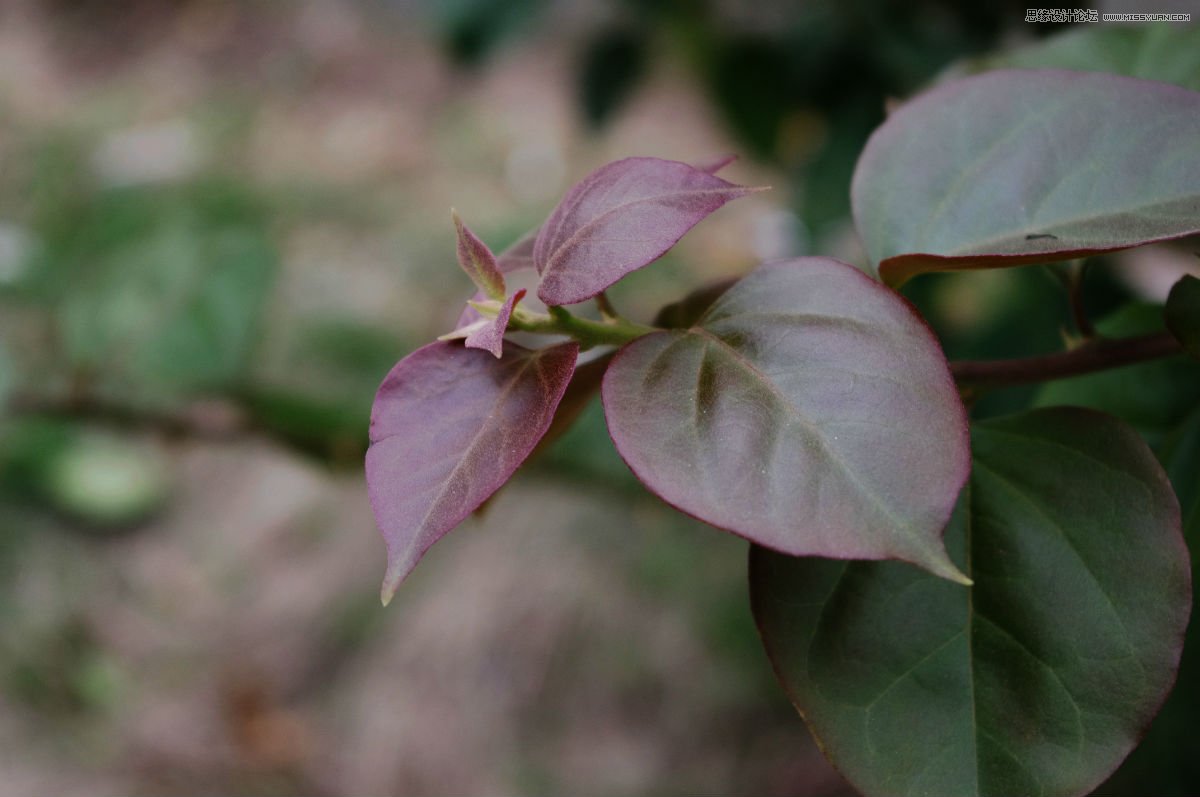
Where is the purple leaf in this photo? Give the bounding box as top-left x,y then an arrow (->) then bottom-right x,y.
495,227 -> 538,273
533,157 -> 761,306
367,340 -> 578,604
455,229 -> 539,330
602,257 -> 970,582
465,289 -> 525,358
852,70 -> 1200,285
453,210 -> 506,300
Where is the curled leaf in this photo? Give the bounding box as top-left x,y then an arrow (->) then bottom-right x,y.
465,289 -> 526,358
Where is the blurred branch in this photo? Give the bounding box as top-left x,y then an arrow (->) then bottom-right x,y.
952,331 -> 1182,390
6,391 -> 252,440
5,391 -> 366,465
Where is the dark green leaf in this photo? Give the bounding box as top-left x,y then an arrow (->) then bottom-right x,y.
751,408 -> 1191,797
604,257 -> 970,582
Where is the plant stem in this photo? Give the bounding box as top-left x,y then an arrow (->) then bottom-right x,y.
1065,260 -> 1095,339
951,331 -> 1183,389
508,305 -> 657,349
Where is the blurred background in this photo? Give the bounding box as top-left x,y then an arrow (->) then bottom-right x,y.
0,1 -> 1196,794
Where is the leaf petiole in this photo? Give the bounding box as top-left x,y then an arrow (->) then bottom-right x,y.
507,305 -> 657,350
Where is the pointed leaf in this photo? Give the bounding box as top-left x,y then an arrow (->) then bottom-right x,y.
1166,275 -> 1200,360
534,157 -> 760,305
367,340 -> 578,603
465,289 -> 525,358
602,257 -> 970,581
751,408 -> 1191,797
454,229 -> 538,330
852,70 -> 1200,286
453,210 -> 506,300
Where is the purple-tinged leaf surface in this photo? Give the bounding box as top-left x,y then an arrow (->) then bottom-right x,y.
533,157 -> 760,305
602,257 -> 970,581
453,210 -> 506,300
367,340 -> 578,604
751,408 -> 1192,797
465,289 -> 525,358
1166,275 -> 1200,361
455,229 -> 539,330
852,70 -> 1200,286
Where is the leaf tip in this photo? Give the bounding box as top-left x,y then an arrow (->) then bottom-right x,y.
380,559 -> 408,606
923,549 -> 972,586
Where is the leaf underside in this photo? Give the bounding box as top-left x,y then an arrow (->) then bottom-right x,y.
366,340 -> 578,603
751,408 -> 1192,797
852,69 -> 1200,285
603,257 -> 970,581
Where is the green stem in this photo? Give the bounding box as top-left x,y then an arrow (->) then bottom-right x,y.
508,305 -> 657,349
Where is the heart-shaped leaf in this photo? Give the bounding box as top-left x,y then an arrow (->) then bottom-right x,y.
602,257 -> 970,581
534,157 -> 759,306
852,70 -> 1200,286
1166,275 -> 1200,361
366,340 -> 578,603
751,408 -> 1192,797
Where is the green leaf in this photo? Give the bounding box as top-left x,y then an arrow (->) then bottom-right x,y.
751,408 -> 1191,797
603,257 -> 970,583
966,24 -> 1200,92
852,70 -> 1200,286
1166,275 -> 1200,361
1161,406 -> 1200,544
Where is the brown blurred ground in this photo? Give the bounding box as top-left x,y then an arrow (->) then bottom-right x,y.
0,1 -> 850,794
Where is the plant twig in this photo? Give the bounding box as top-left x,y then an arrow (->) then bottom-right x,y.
1066,260 -> 1095,339
951,331 -> 1182,389
5,391 -> 252,439
595,291 -> 619,322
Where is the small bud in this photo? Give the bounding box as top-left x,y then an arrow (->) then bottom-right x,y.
452,209 -> 506,301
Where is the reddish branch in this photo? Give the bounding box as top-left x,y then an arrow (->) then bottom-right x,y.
951,331 -> 1184,389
